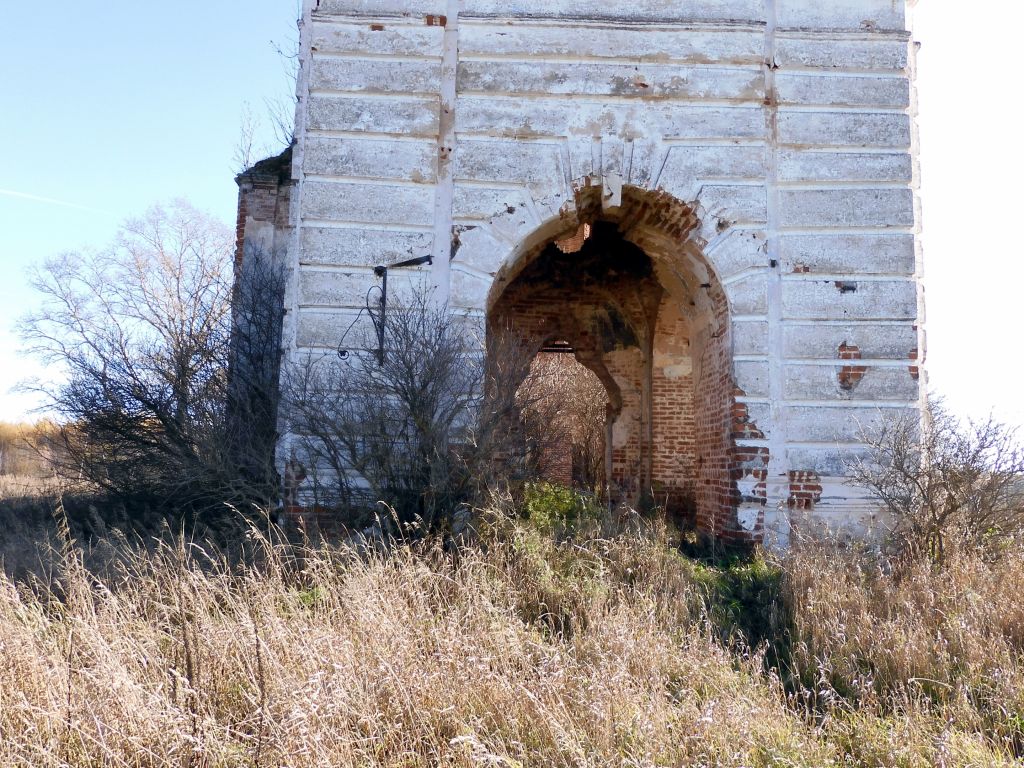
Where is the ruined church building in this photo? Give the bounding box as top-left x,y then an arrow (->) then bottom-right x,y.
237,0 -> 925,546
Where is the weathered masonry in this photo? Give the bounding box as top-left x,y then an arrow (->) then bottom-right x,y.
238,0 -> 925,546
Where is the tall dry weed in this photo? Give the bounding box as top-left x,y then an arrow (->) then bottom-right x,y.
0,522 -> 832,767
784,537 -> 1024,761
1,517 -> 1021,766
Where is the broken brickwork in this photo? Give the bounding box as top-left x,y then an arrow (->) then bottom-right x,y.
837,342 -> 867,391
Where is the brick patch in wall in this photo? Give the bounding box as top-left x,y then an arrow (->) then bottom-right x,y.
788,470 -> 823,510
837,342 -> 867,391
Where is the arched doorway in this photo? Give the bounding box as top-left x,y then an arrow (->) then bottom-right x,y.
487,186 -> 754,536
517,350 -> 609,493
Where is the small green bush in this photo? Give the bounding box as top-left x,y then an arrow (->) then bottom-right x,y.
521,482 -> 602,534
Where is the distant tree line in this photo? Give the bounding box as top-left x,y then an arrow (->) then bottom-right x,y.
0,421 -> 62,478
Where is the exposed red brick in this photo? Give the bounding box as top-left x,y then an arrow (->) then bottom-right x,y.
787,470 -> 822,510
234,146 -> 294,279
837,342 -> 867,391
488,188 -> 748,538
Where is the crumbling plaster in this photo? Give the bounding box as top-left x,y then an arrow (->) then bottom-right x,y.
255,0 -> 925,545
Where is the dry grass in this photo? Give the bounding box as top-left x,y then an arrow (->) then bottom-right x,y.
0,512 -> 1021,767
786,540 -> 1024,764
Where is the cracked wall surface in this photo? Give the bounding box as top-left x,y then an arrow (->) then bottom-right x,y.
254,0 -> 925,545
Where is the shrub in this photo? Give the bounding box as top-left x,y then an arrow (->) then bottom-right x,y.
18,201 -> 285,516
284,293 -> 549,534
852,399 -> 1024,564
521,481 -> 603,534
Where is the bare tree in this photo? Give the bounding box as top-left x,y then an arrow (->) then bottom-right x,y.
851,399 -> 1024,564
233,102 -> 264,175
285,295 -> 481,531
283,293 -> 550,533
18,201 -> 284,515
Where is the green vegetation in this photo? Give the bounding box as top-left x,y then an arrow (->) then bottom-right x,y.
521,481 -> 603,534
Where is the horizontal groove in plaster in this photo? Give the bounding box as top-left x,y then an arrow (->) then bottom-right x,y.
304,174 -> 438,189
306,173 -> 438,185
782,318 -> 916,327
777,103 -> 908,114
454,97 -> 766,109
731,314 -> 770,322
457,54 -> 763,67
456,92 -> 766,106
696,178 -> 766,186
779,359 -> 920,368
781,399 -> 919,408
451,134 -> 567,144
311,51 -> 443,63
776,28 -> 910,39
661,137 -> 766,145
779,145 -> 909,154
310,14 -> 908,41
309,87 -> 441,99
779,142 -> 911,152
452,179 -> 535,190
772,65 -> 907,76
777,225 -> 916,234
297,304 -> 375,313
457,16 -> 769,28
300,264 -> 427,275
309,91 -> 439,102
300,219 -> 434,233
459,19 -> 766,31
774,68 -> 905,80
776,181 -> 910,190
306,130 -> 440,142
780,273 -> 915,282
732,357 -> 919,368
783,440 -> 877,448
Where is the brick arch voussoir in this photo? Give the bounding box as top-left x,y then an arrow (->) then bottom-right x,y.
482,176 -> 743,315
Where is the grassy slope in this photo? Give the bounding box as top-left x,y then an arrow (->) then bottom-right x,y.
0,509 -> 1022,767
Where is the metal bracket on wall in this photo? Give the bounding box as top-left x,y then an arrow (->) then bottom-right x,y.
337,254 -> 433,365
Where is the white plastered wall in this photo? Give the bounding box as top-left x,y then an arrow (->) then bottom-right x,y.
282,0 -> 922,543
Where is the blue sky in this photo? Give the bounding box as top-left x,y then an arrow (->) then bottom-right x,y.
0,2 -> 297,420
1,3 -> 1022,428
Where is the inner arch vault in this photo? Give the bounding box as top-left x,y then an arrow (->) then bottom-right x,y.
487,185 -> 767,540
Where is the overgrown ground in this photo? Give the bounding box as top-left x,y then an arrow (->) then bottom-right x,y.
1,487 -> 1023,766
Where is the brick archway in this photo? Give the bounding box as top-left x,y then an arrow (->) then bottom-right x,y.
486,184 -> 762,540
